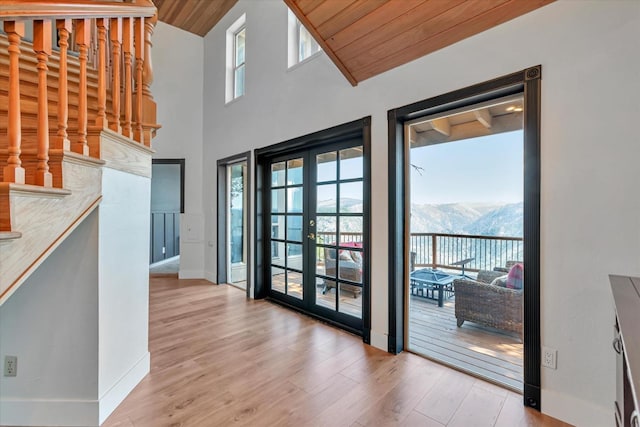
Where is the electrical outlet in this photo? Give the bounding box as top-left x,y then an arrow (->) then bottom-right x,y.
542,347 -> 557,369
4,356 -> 17,377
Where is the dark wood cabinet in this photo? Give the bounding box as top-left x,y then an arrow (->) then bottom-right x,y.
610,275 -> 640,427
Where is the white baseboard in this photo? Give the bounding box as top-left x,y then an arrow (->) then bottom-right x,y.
370,330 -> 388,351
99,352 -> 150,425
204,270 -> 216,283
178,269 -> 204,279
542,388 -> 609,427
0,398 -> 99,426
149,255 -> 179,268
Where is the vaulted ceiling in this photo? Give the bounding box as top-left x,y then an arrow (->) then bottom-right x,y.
153,0 -> 238,37
155,0 -> 554,85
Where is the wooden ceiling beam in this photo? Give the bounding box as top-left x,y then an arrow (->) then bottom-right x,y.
474,108 -> 493,129
430,118 -> 451,137
284,0 -> 358,86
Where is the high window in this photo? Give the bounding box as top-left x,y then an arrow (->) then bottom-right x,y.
225,14 -> 246,103
287,10 -> 321,68
233,27 -> 245,98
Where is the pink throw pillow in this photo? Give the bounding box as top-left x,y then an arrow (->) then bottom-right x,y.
506,263 -> 524,290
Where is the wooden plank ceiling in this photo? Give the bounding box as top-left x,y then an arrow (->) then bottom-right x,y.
284,0 -> 554,86
153,0 -> 238,37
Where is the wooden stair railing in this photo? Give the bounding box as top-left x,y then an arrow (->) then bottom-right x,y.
0,0 -> 160,192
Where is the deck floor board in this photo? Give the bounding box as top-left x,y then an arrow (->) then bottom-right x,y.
409,295 -> 523,391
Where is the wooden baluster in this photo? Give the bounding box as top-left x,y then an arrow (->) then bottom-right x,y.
133,17 -> 145,144
142,13 -> 157,146
122,17 -> 133,138
75,19 -> 90,155
54,19 -> 72,151
3,21 -> 26,184
33,20 -> 53,187
95,18 -> 109,129
109,17 -> 122,134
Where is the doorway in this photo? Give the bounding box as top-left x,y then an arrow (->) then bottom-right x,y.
388,67 -> 542,409
150,159 -> 184,274
228,161 -> 248,289
405,95 -> 525,391
217,152 -> 252,297
255,118 -> 371,340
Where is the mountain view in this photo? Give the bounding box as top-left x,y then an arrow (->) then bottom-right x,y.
315,198 -> 522,238
411,202 -> 523,237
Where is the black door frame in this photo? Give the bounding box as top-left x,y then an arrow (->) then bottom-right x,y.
152,158 -> 185,213
217,151 -> 252,298
150,159 -> 185,264
387,67 -> 542,409
254,117 -> 372,342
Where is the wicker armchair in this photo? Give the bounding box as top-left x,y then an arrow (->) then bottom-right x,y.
493,260 -> 522,273
322,248 -> 362,298
453,270 -> 523,339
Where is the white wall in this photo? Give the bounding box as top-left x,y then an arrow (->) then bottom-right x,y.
151,22 -> 205,279
97,168 -> 151,424
198,0 -> 640,425
0,210 -> 100,427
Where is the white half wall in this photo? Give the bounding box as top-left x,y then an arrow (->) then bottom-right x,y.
98,167 -> 151,424
151,22 -> 205,279
200,0 -> 640,425
0,210 -> 100,427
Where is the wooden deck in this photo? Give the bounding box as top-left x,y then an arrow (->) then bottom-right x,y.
409,294 -> 523,391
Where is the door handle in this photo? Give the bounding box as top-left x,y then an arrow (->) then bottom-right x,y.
613,337 -> 622,354
309,220 -> 315,227
307,233 -> 315,240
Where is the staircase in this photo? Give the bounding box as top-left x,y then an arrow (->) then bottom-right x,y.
0,1 -> 160,305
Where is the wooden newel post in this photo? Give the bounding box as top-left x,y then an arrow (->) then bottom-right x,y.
122,17 -> 134,139
55,19 -> 72,151
142,13 -> 158,146
74,19 -> 90,156
133,17 -> 145,144
33,20 -> 53,187
3,21 -> 26,184
95,18 -> 109,129
110,17 -> 123,133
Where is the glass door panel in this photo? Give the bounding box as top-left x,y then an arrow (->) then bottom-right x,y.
266,140 -> 367,332
228,161 -> 247,287
269,158 -> 304,300
312,146 -> 364,320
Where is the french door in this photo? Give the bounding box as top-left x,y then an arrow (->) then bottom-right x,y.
266,138 -> 367,334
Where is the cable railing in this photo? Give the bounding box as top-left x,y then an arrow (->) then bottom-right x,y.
316,231 -> 523,272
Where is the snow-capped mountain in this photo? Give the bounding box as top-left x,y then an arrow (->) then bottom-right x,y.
411,202 -> 523,237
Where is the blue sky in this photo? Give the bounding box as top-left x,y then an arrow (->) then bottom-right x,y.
410,130 -> 523,205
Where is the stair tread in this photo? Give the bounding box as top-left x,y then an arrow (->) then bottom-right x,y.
0,182 -> 72,197
0,231 -> 22,241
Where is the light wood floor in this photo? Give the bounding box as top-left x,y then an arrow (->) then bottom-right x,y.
409,296 -> 523,391
103,276 -> 570,427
